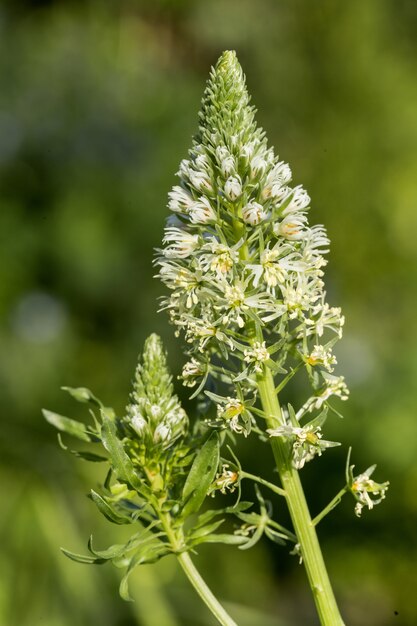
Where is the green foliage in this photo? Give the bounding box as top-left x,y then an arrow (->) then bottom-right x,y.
43,334 -> 252,603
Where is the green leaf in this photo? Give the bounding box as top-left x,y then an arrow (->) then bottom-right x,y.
181,432 -> 220,519
61,386 -> 104,408
61,548 -> 107,565
119,544 -> 169,602
43,409 -> 93,442
100,414 -> 143,492
57,434 -> 107,462
189,518 -> 225,539
90,490 -> 133,525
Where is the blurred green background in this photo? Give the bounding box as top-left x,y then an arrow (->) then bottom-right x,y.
1,1 -> 416,624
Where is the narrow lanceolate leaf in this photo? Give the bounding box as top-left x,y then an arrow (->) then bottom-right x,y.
181,432 -> 220,518
42,409 -> 94,442
61,548 -> 107,565
89,490 -> 133,525
100,414 -> 143,492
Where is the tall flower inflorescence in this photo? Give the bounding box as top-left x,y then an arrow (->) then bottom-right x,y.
157,51 -> 388,626
157,51 -> 347,459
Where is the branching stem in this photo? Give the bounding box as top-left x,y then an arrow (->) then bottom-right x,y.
312,487 -> 348,527
159,512 -> 238,626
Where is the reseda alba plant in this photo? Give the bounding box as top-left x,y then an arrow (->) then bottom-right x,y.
44,51 -> 388,626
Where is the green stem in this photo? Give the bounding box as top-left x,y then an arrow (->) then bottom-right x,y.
311,487 -> 348,527
159,512 -> 238,626
240,471 -> 286,497
177,552 -> 238,626
257,367 -> 345,626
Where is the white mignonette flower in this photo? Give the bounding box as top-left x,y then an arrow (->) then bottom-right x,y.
302,374 -> 349,412
221,155 -> 235,177
244,341 -> 270,373
189,170 -> 213,194
267,424 -> 340,469
242,201 -> 268,226
195,153 -> 210,171
199,240 -> 238,274
350,466 -> 389,517
282,186 -> 311,215
224,176 -> 242,201
249,247 -> 305,290
214,464 -> 239,494
163,228 -> 199,259
168,185 -> 194,214
274,213 -> 308,240
217,397 -> 245,420
239,142 -> 255,166
305,301 -> 345,338
181,357 -> 204,387
262,161 -> 292,200
153,422 -> 171,444
250,155 -> 267,179
189,197 -> 217,224
130,412 -> 148,437
306,345 -> 337,372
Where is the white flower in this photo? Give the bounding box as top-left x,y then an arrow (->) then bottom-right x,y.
244,341 -> 270,372
239,142 -> 255,166
274,213 -> 308,240
189,170 -> 213,194
217,397 -> 244,420
130,413 -> 148,436
224,176 -> 242,201
168,185 -> 194,214
153,423 -> 171,444
305,301 -> 345,338
181,357 -> 204,387
268,423 -> 340,469
250,155 -> 267,179
163,228 -> 199,258
214,464 -> 239,494
306,345 -> 337,372
282,186 -> 311,214
350,466 -> 389,517
248,246 -> 305,289
189,197 -> 217,224
242,201 -> 268,226
302,374 -> 349,412
221,155 -> 235,177
199,240 -> 238,274
262,161 -> 292,199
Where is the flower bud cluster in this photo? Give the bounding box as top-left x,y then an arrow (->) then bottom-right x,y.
125,334 -> 188,455
156,51 -> 347,451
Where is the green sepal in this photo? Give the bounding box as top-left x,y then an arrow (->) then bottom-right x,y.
181,432 -> 220,519
89,490 -> 133,525
43,409 -> 96,442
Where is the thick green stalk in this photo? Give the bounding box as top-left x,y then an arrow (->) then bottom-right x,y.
257,367 -> 345,626
159,513 -> 237,626
177,552 -> 238,626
